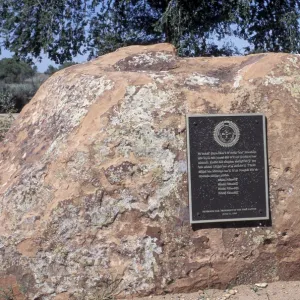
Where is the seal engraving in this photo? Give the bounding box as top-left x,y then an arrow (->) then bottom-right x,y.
213,121 -> 240,147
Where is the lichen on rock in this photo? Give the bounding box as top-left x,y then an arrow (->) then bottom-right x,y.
0,44 -> 299,299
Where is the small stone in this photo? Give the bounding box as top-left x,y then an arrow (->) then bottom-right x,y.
255,283 -> 268,288
229,290 -> 236,295
162,141 -> 170,149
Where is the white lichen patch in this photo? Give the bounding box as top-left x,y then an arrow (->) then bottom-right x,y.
287,56 -> 299,66
0,164 -> 52,226
106,82 -> 186,220
28,197 -> 119,297
66,151 -> 94,182
31,240 -> 111,298
39,75 -> 113,159
233,73 -> 243,89
253,231 -> 277,246
252,235 -> 265,245
177,160 -> 187,173
184,73 -> 219,86
52,75 -> 113,128
149,72 -> 175,84
121,236 -> 162,292
285,82 -> 300,99
284,57 -> 300,75
128,52 -> 175,67
264,75 -> 285,86
88,191 -> 136,228
110,83 -> 177,126
155,52 -> 174,61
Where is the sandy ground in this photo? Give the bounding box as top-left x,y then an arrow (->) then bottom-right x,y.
133,281 -> 300,300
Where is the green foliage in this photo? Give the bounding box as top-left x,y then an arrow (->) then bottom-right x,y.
240,1 -> 300,53
44,62 -> 77,75
0,86 -> 14,112
44,65 -> 58,75
58,61 -> 78,69
0,1 -> 300,61
0,0 -> 89,64
5,82 -> 38,109
0,57 -> 47,112
0,58 -> 36,83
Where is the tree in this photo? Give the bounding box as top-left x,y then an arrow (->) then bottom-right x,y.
44,62 -> 77,75
0,0 -> 300,63
0,0 -> 90,64
0,58 -> 36,83
44,65 -> 58,75
58,61 -> 78,70
239,0 -> 300,53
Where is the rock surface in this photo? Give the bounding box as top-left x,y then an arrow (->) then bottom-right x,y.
0,43 -> 300,299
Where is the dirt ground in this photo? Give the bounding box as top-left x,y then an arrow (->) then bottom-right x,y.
133,281 -> 300,300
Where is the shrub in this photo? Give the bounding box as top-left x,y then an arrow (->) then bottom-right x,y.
0,87 -> 14,113
0,58 -> 35,84
0,73 -> 48,113
5,83 -> 37,111
0,114 -> 14,142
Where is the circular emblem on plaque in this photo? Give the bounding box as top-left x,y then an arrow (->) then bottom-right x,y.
213,121 -> 240,147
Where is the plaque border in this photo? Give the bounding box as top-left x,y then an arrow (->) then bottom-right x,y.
186,113 -> 269,224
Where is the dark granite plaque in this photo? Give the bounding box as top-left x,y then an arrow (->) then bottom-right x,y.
187,114 -> 269,224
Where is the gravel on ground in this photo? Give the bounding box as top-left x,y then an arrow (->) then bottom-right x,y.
129,281 -> 300,300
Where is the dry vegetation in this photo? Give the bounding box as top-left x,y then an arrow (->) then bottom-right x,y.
0,114 -> 14,141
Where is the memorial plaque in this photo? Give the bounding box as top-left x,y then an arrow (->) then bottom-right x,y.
187,114 -> 269,224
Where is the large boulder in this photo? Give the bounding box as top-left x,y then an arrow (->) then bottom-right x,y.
0,44 -> 300,299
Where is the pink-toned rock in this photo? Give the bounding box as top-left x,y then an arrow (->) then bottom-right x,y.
0,43 -> 300,299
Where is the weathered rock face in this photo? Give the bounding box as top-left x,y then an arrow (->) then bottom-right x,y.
1,44 -> 300,299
